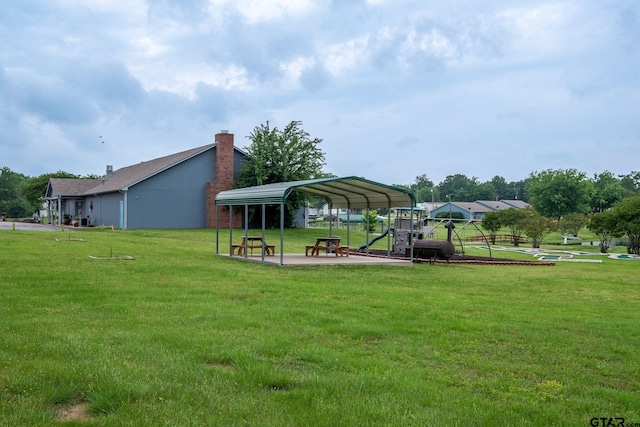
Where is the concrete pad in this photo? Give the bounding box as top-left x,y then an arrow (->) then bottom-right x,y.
219,253 -> 413,267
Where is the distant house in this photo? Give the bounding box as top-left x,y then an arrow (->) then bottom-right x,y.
429,200 -> 529,220
44,132 -> 246,229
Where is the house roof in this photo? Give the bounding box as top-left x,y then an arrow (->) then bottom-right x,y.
45,143 -> 239,198
451,202 -> 495,213
47,178 -> 101,198
215,176 -> 416,209
501,199 -> 529,209
84,144 -> 216,195
475,200 -> 515,211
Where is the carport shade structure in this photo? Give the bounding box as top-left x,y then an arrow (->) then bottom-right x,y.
214,176 -> 417,265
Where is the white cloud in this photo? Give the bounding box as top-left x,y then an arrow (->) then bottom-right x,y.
207,0 -> 318,24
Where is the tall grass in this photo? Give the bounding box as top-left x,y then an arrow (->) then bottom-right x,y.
1,228 -> 638,426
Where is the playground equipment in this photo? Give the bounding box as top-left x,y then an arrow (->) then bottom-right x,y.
358,207 -> 492,261
412,221 -> 456,262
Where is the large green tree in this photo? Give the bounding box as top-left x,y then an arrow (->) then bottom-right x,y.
528,169 -> 590,221
618,171 -> 640,198
589,171 -> 624,213
610,195 -> 640,255
408,174 -> 435,203
437,174 -> 479,202
0,167 -> 31,218
236,121 -> 326,227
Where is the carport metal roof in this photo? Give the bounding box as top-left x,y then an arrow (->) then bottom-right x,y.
215,176 -> 416,208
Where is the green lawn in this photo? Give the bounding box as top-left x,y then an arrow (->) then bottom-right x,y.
1,228 -> 638,426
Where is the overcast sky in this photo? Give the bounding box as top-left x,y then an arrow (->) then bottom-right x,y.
1,0 -> 638,186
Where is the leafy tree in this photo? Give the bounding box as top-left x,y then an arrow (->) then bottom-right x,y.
500,208 -> 527,246
528,169 -> 590,221
475,181 -> 496,201
361,209 -> 379,233
619,171 -> 640,197
437,174 -> 479,202
514,178 -> 530,202
236,121 -> 326,227
590,171 -> 624,213
0,167 -> 31,218
558,213 -> 587,237
488,176 -> 508,199
521,208 -> 556,249
587,210 -> 622,253
609,195 -> 640,255
408,174 -> 435,203
481,211 -> 502,244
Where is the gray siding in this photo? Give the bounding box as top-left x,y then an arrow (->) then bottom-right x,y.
88,193 -> 124,227
233,150 -> 246,176
126,149 -> 215,229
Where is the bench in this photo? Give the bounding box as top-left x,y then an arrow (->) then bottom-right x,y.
232,244 -> 275,256
305,245 -> 349,257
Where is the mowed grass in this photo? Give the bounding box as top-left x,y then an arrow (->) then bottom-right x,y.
0,228 -> 638,426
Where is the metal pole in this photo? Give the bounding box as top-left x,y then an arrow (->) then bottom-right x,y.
215,204 -> 219,255
365,206 -> 370,256
387,202 -> 391,258
261,204 -> 265,262
280,203 -> 285,265
244,204 -> 249,259
228,206 -> 233,255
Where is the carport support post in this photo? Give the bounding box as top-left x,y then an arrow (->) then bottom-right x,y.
244,204 -> 249,259
279,202 -> 284,265
261,204 -> 265,262
365,207 -> 370,256
410,206 -> 414,261
387,203 -> 391,257
346,202 -> 351,247
215,204 -> 219,255
228,206 -> 233,255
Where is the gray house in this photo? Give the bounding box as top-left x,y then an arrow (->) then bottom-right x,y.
45,132 -> 246,229
430,200 -> 529,220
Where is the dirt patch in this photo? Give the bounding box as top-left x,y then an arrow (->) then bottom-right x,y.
205,361 -> 236,374
58,403 -> 92,422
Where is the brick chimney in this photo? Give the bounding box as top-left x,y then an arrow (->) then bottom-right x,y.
206,131 -> 242,228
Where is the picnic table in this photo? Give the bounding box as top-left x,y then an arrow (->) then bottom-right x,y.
305,236 -> 349,257
232,236 -> 275,256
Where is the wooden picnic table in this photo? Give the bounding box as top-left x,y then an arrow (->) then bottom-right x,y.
232,236 -> 275,256
305,236 -> 349,257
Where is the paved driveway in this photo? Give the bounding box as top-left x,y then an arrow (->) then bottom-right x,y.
0,221 -> 73,232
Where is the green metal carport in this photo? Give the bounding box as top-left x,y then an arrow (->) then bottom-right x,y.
214,176 -> 416,265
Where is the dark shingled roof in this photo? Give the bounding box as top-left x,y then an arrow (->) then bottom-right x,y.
84,144 -> 215,195
46,144 -> 218,198
48,178 -> 101,197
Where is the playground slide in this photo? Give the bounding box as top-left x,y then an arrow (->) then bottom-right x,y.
358,228 -> 391,251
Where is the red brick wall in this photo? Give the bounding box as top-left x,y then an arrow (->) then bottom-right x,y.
206,132 -> 243,228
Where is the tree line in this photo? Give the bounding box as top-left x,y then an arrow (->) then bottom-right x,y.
398,169 -> 640,216
400,169 -> 640,254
